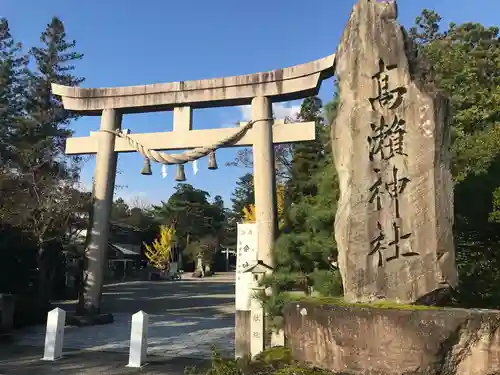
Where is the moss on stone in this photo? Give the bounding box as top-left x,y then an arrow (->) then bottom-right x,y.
185,347 -> 336,375
253,347 -> 293,364
286,294 -> 442,311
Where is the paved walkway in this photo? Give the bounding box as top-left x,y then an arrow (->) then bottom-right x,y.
0,345 -> 210,374
9,274 -> 236,360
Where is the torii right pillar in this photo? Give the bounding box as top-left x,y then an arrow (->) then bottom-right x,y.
252,96 -> 278,269
235,96 -> 278,358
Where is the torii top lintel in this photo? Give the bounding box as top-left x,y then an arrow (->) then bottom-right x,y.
51,53 -> 336,115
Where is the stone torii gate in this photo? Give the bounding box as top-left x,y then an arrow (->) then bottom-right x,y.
52,53 -> 336,313
52,0 -> 458,361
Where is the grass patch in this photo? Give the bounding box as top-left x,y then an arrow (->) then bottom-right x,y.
185,348 -> 336,375
286,293 -> 442,311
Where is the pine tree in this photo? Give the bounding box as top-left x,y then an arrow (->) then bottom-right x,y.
15,17 -> 84,167
0,18 -> 27,165
286,97 -> 326,203
151,184 -> 229,275
151,184 -> 222,248
267,94 -> 342,303
2,17 -> 85,316
408,11 -> 500,308
231,173 -> 255,220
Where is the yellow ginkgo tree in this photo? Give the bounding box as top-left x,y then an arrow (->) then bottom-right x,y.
242,184 -> 285,229
143,225 -> 176,271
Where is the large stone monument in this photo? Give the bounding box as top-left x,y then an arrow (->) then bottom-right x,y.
332,0 -> 458,303
283,2 -> 500,375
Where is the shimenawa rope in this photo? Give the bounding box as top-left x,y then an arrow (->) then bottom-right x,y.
99,118 -> 272,165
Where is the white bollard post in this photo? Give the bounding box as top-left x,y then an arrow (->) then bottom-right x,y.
127,311 -> 149,368
42,308 -> 66,361
271,329 -> 285,347
250,294 -> 265,357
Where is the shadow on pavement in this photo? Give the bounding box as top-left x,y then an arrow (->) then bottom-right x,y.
101,280 -> 235,316
10,277 -> 236,358
53,279 -> 236,317
0,345 -> 211,375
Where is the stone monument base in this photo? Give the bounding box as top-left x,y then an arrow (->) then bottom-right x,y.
283,300 -> 500,375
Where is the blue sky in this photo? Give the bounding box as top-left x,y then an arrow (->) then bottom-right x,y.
3,0 -> 499,209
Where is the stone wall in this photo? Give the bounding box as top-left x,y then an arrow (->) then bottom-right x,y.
283,301 -> 500,375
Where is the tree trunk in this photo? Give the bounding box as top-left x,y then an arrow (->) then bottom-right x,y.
36,248 -> 51,320
78,183 -> 100,315
76,257 -> 86,315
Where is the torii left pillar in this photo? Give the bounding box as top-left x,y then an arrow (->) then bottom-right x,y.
84,108 -> 122,313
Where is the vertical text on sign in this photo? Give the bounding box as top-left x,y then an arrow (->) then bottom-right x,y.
235,223 -> 258,311
367,59 -> 418,267
250,294 -> 265,357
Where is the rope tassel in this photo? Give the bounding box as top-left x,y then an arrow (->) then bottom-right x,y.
141,158 -> 152,175
208,151 -> 218,170
175,164 -> 186,181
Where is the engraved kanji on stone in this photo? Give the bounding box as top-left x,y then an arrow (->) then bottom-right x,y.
252,314 -> 261,323
386,222 -> 417,262
369,166 -> 410,213
385,165 -> 410,218
369,168 -> 384,211
369,59 -> 407,111
367,115 -> 407,161
369,222 -> 386,267
243,245 -> 250,252
369,221 -> 417,267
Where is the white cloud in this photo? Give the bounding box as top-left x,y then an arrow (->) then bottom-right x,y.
238,102 -> 301,122
273,103 -> 301,120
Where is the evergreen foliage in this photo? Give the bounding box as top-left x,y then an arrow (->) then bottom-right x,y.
231,173 -> 255,221
409,10 -> 500,307
257,93 -> 342,316
0,16 -> 87,320
150,184 -> 227,271
0,18 -> 27,164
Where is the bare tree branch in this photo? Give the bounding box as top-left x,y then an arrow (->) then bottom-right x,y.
224,115 -> 297,184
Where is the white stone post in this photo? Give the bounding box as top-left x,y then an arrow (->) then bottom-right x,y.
127,311 -> 149,368
85,109 -> 122,313
250,291 -> 265,357
251,96 -> 277,268
42,308 -> 66,361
